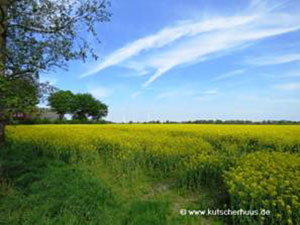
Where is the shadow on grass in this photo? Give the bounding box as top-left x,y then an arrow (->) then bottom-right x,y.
0,142 -> 119,225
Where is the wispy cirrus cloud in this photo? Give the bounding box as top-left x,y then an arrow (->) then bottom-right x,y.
141,23 -> 300,87
122,61 -> 150,76
81,14 -> 258,78
246,54 -> 300,66
212,69 -> 245,81
81,0 -> 300,87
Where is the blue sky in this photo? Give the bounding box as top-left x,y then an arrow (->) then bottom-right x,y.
41,0 -> 300,122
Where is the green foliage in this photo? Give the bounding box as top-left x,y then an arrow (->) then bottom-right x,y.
0,76 -> 39,122
47,90 -> 108,121
1,0 -> 111,79
48,90 -> 74,119
71,93 -> 108,121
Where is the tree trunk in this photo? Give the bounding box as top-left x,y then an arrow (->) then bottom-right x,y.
0,1 -> 7,143
0,1 -> 7,70
59,113 -> 64,120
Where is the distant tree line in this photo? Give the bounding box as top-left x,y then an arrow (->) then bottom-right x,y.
183,120 -> 300,124
15,118 -> 300,125
126,120 -> 300,125
48,90 -> 108,121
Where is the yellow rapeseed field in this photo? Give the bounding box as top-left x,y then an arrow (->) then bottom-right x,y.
6,124 -> 300,225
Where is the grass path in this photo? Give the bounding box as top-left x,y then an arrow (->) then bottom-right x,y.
88,157 -> 224,225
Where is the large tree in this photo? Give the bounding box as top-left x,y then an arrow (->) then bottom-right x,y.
48,90 -> 74,120
71,93 -> 108,121
0,0 -> 111,142
90,99 -> 108,121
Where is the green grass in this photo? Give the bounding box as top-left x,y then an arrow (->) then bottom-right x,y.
0,143 -> 117,225
0,142 -> 223,225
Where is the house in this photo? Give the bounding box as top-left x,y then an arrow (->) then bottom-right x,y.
38,108 -> 60,120
13,108 -> 59,121
13,112 -> 33,120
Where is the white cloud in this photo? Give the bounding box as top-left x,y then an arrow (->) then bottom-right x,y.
275,82 -> 300,91
88,86 -> 113,99
122,61 -> 150,76
144,19 -> 300,86
81,14 -> 259,78
142,24 -> 300,86
212,69 -> 245,81
246,54 -> 300,66
81,0 -> 300,87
